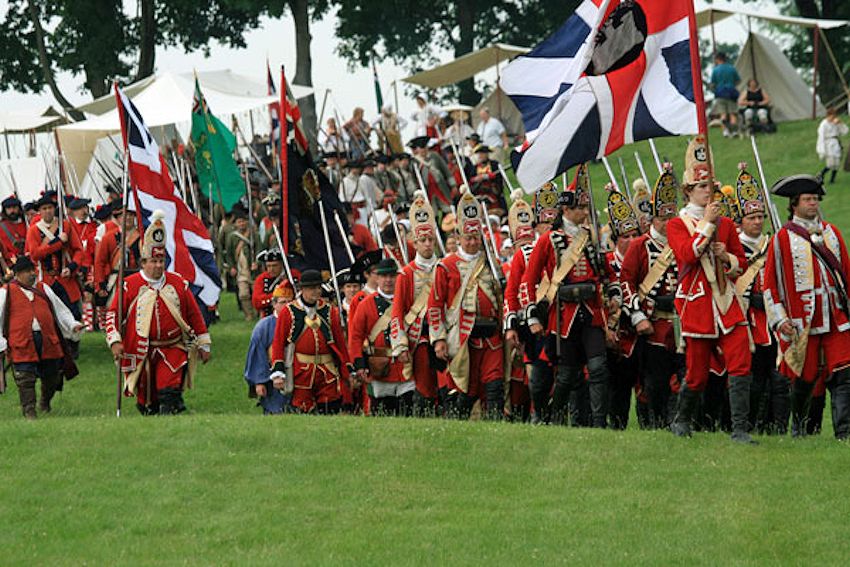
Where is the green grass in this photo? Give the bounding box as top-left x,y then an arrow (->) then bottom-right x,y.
3,121 -> 850,565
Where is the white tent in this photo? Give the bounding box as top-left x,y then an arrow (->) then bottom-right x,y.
0,158 -> 47,203
735,32 -> 825,122
56,71 -> 283,199
403,44 -> 529,89
473,88 -> 525,137
696,5 -> 849,30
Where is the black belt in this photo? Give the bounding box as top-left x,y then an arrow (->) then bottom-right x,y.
471,317 -> 499,339
557,283 -> 596,303
653,294 -> 675,313
749,292 -> 765,311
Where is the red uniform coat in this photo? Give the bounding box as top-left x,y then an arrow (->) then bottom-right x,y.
69,217 -> 99,273
504,243 -> 534,331
0,218 -> 27,262
604,248 -> 638,357
348,292 -> 405,382
620,231 -> 678,350
270,298 -> 351,392
5,281 -> 64,363
390,259 -> 434,353
739,234 -> 771,346
252,271 -> 279,316
26,218 -> 85,303
763,220 -> 850,379
93,227 -> 140,293
105,272 -> 209,401
521,225 -> 605,336
352,223 -> 378,253
667,211 -> 747,337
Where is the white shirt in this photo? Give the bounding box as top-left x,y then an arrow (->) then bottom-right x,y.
0,283 -> 82,352
476,118 -> 506,148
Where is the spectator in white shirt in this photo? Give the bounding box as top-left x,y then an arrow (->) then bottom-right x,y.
476,108 -> 507,163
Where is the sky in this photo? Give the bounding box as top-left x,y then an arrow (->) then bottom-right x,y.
0,0 -> 771,156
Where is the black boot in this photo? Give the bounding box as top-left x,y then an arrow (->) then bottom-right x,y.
790,379 -> 814,438
587,355 -> 609,429
14,371 -> 38,420
831,169 -> 838,184
529,363 -> 553,425
829,368 -> 850,440
484,381 -> 504,421
39,377 -> 57,414
671,386 -> 699,437
158,388 -> 186,415
412,391 -> 435,418
770,372 -> 791,435
551,365 -> 578,426
398,391 -> 414,417
729,375 -> 758,445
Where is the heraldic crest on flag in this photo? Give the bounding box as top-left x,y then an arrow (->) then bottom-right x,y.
501,0 -> 700,189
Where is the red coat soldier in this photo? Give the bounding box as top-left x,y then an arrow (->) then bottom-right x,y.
349,258 -> 413,415
252,248 -> 289,317
429,188 -> 504,419
270,270 -> 352,414
0,195 -> 27,267
666,136 -> 753,443
25,195 -> 85,319
734,168 -> 790,434
763,174 -> 850,439
93,204 -> 140,307
390,191 -> 442,415
106,211 -> 211,415
620,167 -> 682,429
602,188 -> 641,429
504,182 -> 559,424
521,165 -> 611,428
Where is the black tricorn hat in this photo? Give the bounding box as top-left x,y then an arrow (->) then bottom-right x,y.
407,136 -> 429,149
299,269 -> 325,288
13,255 -> 34,273
351,249 -> 383,275
771,174 -> 825,198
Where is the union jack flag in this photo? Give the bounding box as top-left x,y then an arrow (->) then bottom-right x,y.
267,60 -> 281,152
114,84 -> 222,308
501,0 -> 700,189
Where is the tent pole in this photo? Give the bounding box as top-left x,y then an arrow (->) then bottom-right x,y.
748,19 -> 757,83
710,11 -> 717,56
818,27 -> 850,101
3,130 -> 9,160
813,25 -> 819,119
496,50 -> 503,122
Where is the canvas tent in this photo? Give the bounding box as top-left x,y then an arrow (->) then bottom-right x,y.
473,88 -> 525,137
695,6 -> 849,30
735,32 -> 825,122
403,44 -> 529,89
56,71 -> 288,203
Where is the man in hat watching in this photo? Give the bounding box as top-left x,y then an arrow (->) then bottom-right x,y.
522,166 -> 612,428
106,211 -> 211,415
764,174 -> 850,439
26,194 -> 85,320
667,136 -> 753,443
0,195 -> 26,269
429,188 -> 504,419
409,136 -> 453,213
225,207 -> 261,321
244,282 -> 295,414
620,166 -> 683,429
252,248 -> 290,318
466,144 -> 506,216
391,191 -> 442,416
349,258 -> 414,415
270,269 -> 351,414
0,256 -> 83,418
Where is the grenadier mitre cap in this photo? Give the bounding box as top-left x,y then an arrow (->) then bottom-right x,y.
141,210 -> 167,260
561,164 -> 590,209
534,181 -> 560,224
607,189 -> 640,239
736,167 -> 766,217
457,187 -> 483,235
409,190 -> 436,239
651,168 -> 679,219
682,135 -> 714,187
508,189 -> 535,243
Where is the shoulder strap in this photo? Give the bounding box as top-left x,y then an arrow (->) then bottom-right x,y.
368,305 -> 393,344
638,245 -> 674,300
734,238 -> 769,297
539,230 -> 590,304
404,279 -> 433,327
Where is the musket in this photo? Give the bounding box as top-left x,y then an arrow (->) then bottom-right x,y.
333,209 -> 356,263
617,157 -> 632,200
233,119 -> 275,182
271,222 -> 296,289
750,135 -> 782,233
648,139 -> 663,174
583,165 -> 605,276
634,151 -> 651,189
317,198 -> 346,324
0,353 -> 6,394
241,163 -> 257,264
386,204 -> 408,264
478,199 -> 506,290
601,156 -> 621,192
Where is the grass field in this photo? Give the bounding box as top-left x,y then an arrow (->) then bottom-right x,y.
3,120 -> 850,565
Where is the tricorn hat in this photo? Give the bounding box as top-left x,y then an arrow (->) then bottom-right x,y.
375,258 -> 398,275
771,174 -> 825,198
13,255 -> 34,273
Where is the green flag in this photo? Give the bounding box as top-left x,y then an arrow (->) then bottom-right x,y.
372,58 -> 383,113
190,77 -> 244,212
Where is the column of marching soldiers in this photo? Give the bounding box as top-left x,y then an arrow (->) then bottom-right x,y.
4,131 -> 850,446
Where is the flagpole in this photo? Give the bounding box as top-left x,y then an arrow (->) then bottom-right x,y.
280,66 -> 290,254
114,148 -> 130,418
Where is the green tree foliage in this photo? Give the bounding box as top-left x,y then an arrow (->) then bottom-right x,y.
0,0 -> 262,116
333,0 -> 582,105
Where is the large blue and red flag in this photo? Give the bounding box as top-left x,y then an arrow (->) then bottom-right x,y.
114,84 -> 222,308
267,60 -> 281,154
501,0 -> 702,189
